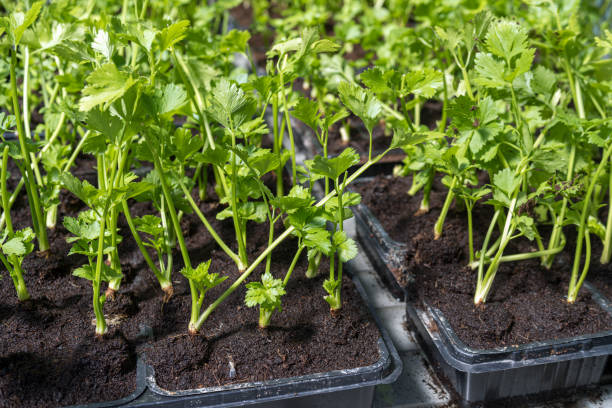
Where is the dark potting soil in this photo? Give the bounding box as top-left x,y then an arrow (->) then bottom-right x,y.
355,175 -> 612,350
142,250 -> 380,390
0,158 -> 380,406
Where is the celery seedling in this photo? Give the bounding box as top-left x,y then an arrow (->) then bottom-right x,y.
0,143 -> 28,300
307,149 -> 361,311
3,1 -> 50,252
0,228 -> 34,301
64,210 -> 122,336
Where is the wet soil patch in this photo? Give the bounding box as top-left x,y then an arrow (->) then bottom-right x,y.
355,175 -> 612,349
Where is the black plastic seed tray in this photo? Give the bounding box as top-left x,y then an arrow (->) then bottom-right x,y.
67,359 -> 147,408
70,272 -> 401,408
405,282 -> 612,403
350,177 -> 408,300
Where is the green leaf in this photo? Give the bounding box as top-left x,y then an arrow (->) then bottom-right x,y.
292,97 -> 320,132
2,237 -> 25,256
307,148 -> 359,180
532,66 -> 557,96
338,81 -> 382,134
180,260 -> 227,291
73,263 -> 122,283
79,63 -> 135,112
360,67 -> 399,98
86,109 -> 123,139
134,215 -> 163,238
170,127 -> 203,163
153,83 -> 188,117
515,215 -> 536,240
72,265 -> 95,281
474,53 -> 506,88
91,29 -> 114,61
216,201 -> 268,223
220,29 -> 251,53
485,19 -> 529,60
323,278 -> 341,295
402,68 -> 443,99
333,231 -> 358,262
243,147 -> 280,176
388,126 -> 444,150
245,272 -> 285,310
9,1 -> 43,45
194,146 -> 230,167
159,20 -> 190,51
63,212 -> 100,241
60,173 -> 100,208
595,30 -> 612,49
303,228 -> 332,255
207,79 -> 255,129
312,39 -> 340,53
271,185 -> 313,213
493,168 -> 519,196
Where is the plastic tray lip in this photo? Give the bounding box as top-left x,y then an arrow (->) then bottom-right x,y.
65,357 -> 147,408
144,272 -> 402,398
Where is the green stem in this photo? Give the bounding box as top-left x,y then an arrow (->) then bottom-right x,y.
570,229 -> 591,302
265,213 -> 276,275
93,208 -> 108,336
0,179 -> 23,231
368,130 -> 373,162
273,96 -> 284,196
602,155 -> 612,264
280,70 -> 297,185
569,144 -> 612,302
476,209 -> 500,299
229,132 -> 248,267
11,263 -> 30,301
193,154 -> 385,331
475,196 -> 518,304
64,131 -> 91,172
10,47 -> 48,251
177,179 -> 244,270
121,200 -> 171,291
148,145 -> 197,326
543,148 -> 575,268
471,246 -> 564,269
439,69 -> 448,132
433,177 -> 457,239
460,66 -> 474,100
466,202 -> 474,264
1,146 -> 14,235
258,307 -> 273,328
419,172 -> 433,213
283,245 -> 304,287
172,51 -> 216,150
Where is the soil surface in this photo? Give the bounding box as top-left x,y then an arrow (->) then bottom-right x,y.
355,175 -> 612,350
0,158 -> 380,407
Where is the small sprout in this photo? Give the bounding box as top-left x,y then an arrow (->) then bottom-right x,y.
180,260 -> 227,334
0,227 -> 35,301
245,272 -> 286,329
